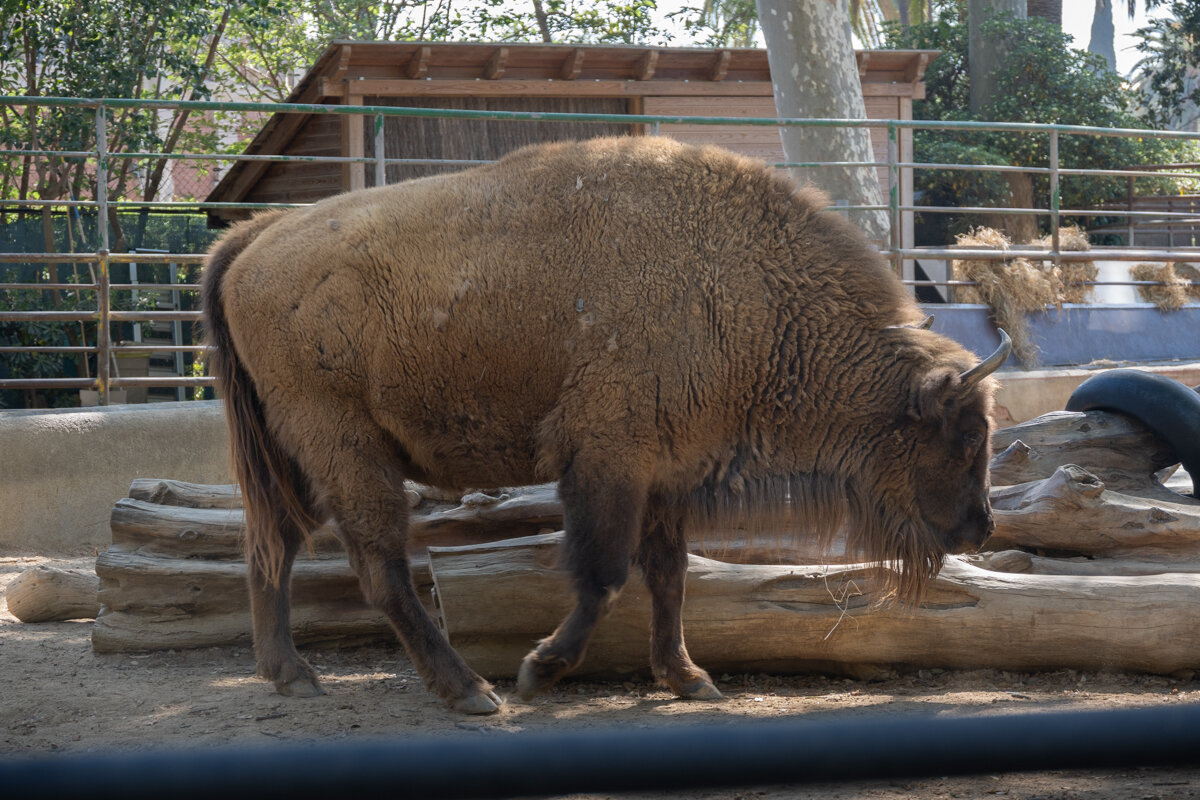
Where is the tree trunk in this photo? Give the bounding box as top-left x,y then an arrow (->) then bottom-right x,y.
89,484 -> 564,651
1088,0 -> 1117,72
996,173 -> 1040,243
754,0 -> 888,242
968,0 -> 1026,117
531,0 -> 553,42
142,8 -> 232,204
1025,0 -> 1062,27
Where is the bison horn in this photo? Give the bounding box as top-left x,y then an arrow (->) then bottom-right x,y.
960,329 -> 1011,389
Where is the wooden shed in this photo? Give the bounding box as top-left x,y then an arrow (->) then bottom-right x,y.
207,41 -> 936,249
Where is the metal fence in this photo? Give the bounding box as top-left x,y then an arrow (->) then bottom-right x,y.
2,95 -> 1200,405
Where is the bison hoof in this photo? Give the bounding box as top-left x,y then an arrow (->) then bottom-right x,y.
275,675 -> 325,698
516,650 -> 572,701
453,688 -> 505,715
677,679 -> 724,701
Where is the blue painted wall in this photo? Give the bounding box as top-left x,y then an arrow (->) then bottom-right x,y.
923,304 -> 1200,367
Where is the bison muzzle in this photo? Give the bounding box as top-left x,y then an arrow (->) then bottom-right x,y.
202,136 -> 1009,714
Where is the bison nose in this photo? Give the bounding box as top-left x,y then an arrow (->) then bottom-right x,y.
974,511 -> 996,550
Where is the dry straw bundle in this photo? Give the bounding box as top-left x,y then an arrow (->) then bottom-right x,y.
951,225 -> 1101,366
952,228 -> 1060,366
1132,262 -> 1192,311
1035,225 -> 1097,304
1176,262 -> 1200,301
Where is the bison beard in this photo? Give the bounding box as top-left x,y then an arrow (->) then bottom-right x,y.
202,136 -> 1008,714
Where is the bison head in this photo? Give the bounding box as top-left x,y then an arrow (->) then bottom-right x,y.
849,330 -> 1010,601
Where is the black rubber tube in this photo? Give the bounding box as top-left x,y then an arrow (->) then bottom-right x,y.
1065,369 -> 1200,496
3,706 -> 1200,800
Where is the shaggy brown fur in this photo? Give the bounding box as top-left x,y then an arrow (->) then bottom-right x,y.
203,137 -> 1003,713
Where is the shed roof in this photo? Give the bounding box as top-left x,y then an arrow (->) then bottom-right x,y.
208,41 -> 937,208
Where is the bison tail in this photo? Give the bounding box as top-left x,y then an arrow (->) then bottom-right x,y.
201,212 -> 321,588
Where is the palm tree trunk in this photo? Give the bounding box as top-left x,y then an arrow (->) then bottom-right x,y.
1088,0 -> 1117,71
968,0 -> 1026,116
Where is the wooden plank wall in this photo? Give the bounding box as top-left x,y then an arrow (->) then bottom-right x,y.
644,95 -> 901,195
1128,195 -> 1200,249
244,115 -> 343,205
362,97 -> 636,184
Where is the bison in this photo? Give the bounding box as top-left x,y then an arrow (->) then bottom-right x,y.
202,136 -> 1009,715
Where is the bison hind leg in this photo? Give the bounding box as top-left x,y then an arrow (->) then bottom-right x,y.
274,402 -> 502,714
249,521 -> 325,698
637,505 -> 722,701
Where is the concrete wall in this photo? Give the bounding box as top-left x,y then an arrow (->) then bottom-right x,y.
0,401 -> 230,554
3,358 -> 1198,555
993,363 -> 1200,426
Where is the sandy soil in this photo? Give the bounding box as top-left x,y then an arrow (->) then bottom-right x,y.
3,554 -> 1200,800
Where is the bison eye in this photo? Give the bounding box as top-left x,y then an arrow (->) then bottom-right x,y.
962,431 -> 984,451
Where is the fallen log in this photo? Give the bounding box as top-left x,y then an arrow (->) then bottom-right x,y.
84,407 -> 1200,661
127,479 -> 242,509
91,484 -> 562,651
990,410 -> 1178,490
989,464 -> 1200,557
6,566 -> 99,622
429,532 -> 1200,679
92,553 -> 392,652
967,549 -> 1200,576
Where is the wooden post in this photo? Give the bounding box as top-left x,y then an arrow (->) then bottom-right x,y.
343,92 -> 365,192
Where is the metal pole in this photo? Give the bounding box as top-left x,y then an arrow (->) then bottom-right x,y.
97,249 -> 111,405
1127,175 -> 1136,246
374,114 -> 385,188
95,104 -> 110,251
887,122 -> 901,276
94,104 -> 113,404
171,261 -> 184,402
1049,129 -> 1060,268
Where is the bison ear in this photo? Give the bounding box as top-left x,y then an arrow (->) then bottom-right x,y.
912,367 -> 963,422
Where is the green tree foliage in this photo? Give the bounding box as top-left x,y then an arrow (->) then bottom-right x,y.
0,0 -> 251,407
675,0 -> 929,49
465,0 -> 668,44
887,0 -> 1198,243
671,0 -> 759,47
0,0 -> 257,209
215,0 -> 672,106
1134,0 -> 1200,129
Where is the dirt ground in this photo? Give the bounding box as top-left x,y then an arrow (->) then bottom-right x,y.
3,554 -> 1200,800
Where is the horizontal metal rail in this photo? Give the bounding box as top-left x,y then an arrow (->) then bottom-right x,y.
897,247 -> 1200,262
3,97 -> 1199,405
6,95 -> 1200,141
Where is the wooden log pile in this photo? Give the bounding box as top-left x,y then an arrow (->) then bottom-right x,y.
8,408 -> 1199,679
89,480 -> 562,652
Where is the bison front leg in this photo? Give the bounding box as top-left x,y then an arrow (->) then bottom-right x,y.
637,509 -> 722,700
517,460 -> 646,700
